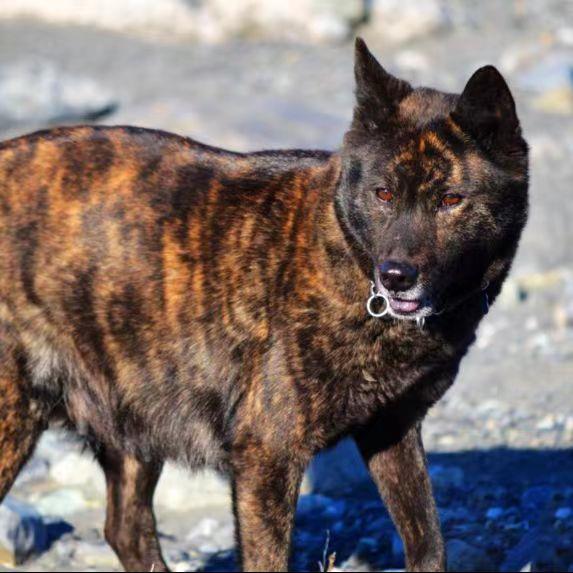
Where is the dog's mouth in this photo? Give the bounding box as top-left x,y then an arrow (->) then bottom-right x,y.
387,297 -> 422,315
373,279 -> 434,321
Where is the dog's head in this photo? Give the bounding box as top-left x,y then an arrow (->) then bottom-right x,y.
336,39 -> 529,321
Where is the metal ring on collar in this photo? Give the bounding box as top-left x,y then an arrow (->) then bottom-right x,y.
366,292 -> 389,318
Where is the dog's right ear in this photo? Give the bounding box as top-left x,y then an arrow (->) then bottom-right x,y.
353,38 -> 412,129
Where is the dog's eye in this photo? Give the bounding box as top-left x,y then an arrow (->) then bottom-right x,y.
376,187 -> 394,203
440,194 -> 464,209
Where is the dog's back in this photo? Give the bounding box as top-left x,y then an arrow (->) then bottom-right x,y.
0,125 -> 335,464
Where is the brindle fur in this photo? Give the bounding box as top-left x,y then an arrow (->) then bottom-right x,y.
0,39 -> 528,572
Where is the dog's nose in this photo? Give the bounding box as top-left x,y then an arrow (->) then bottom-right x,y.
378,260 -> 419,293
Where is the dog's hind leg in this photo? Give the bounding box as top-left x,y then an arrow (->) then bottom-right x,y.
0,337 -> 50,502
96,446 -> 168,572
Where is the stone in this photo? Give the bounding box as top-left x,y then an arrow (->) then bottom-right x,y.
522,486 -> 556,510
70,539 -> 119,568
429,465 -> 464,490
50,451 -> 106,494
447,539 -> 495,572
187,517 -> 234,552
0,60 -> 116,128
532,87 -> 573,115
0,0 -> 364,43
35,489 -> 88,517
486,507 -> 505,520
155,465 -> 231,511
501,529 -> 566,573
556,27 -> 573,47
439,506 -> 471,524
0,496 -> 48,566
306,438 -> 370,495
13,458 -> 50,487
368,0 -> 451,44
536,414 -> 558,431
297,493 -> 346,518
0,0 -> 200,39
516,52 -> 573,94
394,50 -> 431,73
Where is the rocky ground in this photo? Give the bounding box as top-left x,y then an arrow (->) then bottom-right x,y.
0,2 -> 573,571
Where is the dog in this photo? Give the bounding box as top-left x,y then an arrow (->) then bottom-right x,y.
0,38 -> 528,572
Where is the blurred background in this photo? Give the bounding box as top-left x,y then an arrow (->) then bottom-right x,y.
0,1 -> 572,571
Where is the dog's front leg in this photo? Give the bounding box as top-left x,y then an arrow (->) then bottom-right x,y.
231,442 -> 304,572
355,419 -> 445,572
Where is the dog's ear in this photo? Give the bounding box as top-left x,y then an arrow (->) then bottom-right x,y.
353,38 -> 412,129
453,66 -> 524,156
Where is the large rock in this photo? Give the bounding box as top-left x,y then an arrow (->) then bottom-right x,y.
0,60 -> 116,130
429,464 -> 464,490
306,438 -> 371,495
447,539 -> 495,573
155,465 -> 231,511
0,0 -> 364,43
367,0 -> 451,44
36,489 -> 89,517
516,53 -> 573,94
0,496 -> 47,566
49,451 -> 106,495
501,529 -> 567,573
186,517 -> 235,553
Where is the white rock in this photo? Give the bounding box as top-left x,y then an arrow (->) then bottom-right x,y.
155,465 -> 231,511
395,50 -> 431,73
0,0 -> 200,38
0,60 -> 115,126
0,0 -> 363,43
536,414 -> 557,431
0,496 -> 47,566
71,539 -> 119,568
516,52 -> 573,93
14,458 -> 50,487
50,452 -> 106,495
370,0 -> 450,44
556,27 -> 573,47
35,489 -> 88,517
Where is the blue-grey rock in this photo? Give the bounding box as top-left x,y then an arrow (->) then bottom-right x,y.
0,496 -> 48,565
486,507 -> 505,520
447,539 -> 494,572
36,489 -> 89,517
429,465 -> 464,490
501,529 -> 566,573
0,60 -> 116,129
555,507 -> 572,520
297,493 -> 345,519
516,53 -> 573,93
13,458 -> 50,487
306,438 -> 370,495
521,486 -> 555,510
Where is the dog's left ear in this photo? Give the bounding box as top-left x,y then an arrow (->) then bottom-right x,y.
453,66 -> 524,155
353,38 -> 412,129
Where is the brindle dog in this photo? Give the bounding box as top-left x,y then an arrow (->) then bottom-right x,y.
0,39 -> 528,572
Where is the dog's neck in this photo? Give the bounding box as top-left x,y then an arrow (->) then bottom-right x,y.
295,153 -> 374,310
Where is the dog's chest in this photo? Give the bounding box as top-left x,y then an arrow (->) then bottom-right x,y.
291,314 -> 454,427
